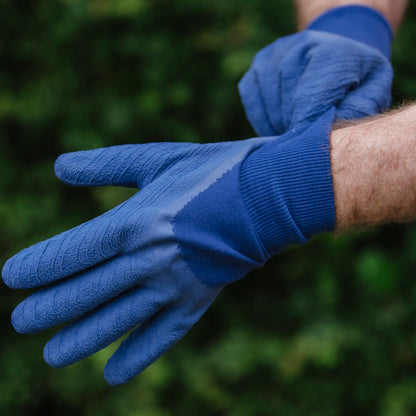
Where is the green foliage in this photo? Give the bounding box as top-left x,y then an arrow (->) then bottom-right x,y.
1,1 -> 416,415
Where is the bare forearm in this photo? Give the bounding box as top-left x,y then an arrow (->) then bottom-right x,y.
331,104 -> 416,232
295,0 -> 408,31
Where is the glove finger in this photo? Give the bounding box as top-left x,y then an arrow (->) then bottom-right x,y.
238,33 -> 301,136
11,252 -> 148,334
238,69 -> 276,137
104,305 -> 206,385
288,44 -> 391,130
55,142 -> 198,189
335,62 -> 393,120
286,54 -> 361,129
43,286 -> 168,368
2,201 -> 132,289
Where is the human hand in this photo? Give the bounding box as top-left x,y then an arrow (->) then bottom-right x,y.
239,5 -> 393,136
2,111 -> 336,385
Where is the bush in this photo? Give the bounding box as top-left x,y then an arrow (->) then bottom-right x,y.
1,1 -> 416,414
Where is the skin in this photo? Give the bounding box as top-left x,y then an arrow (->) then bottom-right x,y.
331,104 -> 416,232
294,0 -> 412,231
295,0 -> 409,31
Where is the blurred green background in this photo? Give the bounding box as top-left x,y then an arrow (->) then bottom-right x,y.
1,0 -> 416,415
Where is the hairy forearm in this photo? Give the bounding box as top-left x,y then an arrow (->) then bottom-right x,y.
295,0 -> 408,31
331,104 -> 416,232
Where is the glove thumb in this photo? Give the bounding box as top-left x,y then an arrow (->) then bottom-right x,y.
55,145 -> 142,187
55,144 -> 160,188
55,142 -> 198,189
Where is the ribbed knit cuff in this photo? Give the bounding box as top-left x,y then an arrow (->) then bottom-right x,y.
240,109 -> 336,257
307,5 -> 393,59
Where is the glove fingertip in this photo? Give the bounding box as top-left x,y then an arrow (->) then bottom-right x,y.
43,339 -> 66,369
11,303 -> 29,334
103,361 -> 128,386
54,153 -> 82,185
2,256 -> 22,289
11,299 -> 45,334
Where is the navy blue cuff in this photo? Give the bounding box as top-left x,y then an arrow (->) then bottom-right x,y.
307,5 -> 393,59
240,109 -> 336,257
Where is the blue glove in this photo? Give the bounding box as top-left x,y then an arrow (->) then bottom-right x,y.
239,5 -> 394,136
2,110 -> 336,385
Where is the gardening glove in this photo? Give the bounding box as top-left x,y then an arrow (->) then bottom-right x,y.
2,109 -> 336,385
239,5 -> 393,136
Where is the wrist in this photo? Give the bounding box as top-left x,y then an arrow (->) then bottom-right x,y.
240,110 -> 336,257
331,105 -> 416,231
296,1 -> 407,33
306,5 -> 393,58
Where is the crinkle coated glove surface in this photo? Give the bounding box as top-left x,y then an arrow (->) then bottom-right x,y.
239,5 -> 394,136
2,111 -> 336,385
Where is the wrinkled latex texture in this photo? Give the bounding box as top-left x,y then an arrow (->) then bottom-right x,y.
1,135 -> 290,385
239,30 -> 393,136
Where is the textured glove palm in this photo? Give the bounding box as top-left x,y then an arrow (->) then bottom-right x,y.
2,112 -> 335,385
